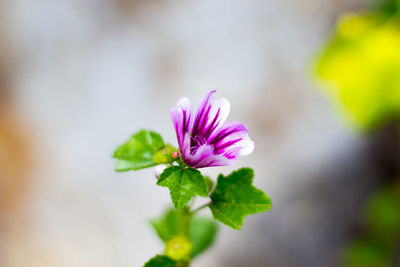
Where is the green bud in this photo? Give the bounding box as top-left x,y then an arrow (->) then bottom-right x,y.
153,144 -> 178,164
164,235 -> 193,261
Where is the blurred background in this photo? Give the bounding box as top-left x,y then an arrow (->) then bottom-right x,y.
1,0 -> 400,266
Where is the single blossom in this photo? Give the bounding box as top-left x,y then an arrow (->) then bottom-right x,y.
170,90 -> 254,168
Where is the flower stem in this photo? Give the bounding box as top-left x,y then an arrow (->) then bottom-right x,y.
177,200 -> 210,266
180,207 -> 192,237
192,202 -> 211,214
176,207 -> 192,267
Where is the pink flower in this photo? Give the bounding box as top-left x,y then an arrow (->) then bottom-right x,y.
170,90 -> 254,168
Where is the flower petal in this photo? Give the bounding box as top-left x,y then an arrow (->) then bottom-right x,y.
209,121 -> 254,158
238,134 -> 255,156
191,90 -> 230,142
182,143 -> 230,168
170,97 -> 192,148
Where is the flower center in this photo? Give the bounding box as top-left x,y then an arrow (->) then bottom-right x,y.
190,135 -> 207,154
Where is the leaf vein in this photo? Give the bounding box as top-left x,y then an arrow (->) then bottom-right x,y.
177,169 -> 185,207
211,204 -> 240,229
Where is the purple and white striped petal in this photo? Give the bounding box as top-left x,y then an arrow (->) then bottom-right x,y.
170,97 -> 192,148
191,90 -> 230,143
209,121 -> 254,163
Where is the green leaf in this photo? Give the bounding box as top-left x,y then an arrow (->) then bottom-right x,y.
204,176 -> 214,193
143,255 -> 176,267
150,208 -> 218,258
113,129 -> 165,172
150,208 -> 184,242
157,167 -> 208,209
209,168 -> 271,230
190,217 -> 218,258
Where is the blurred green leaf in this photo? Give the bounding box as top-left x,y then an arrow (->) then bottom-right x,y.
342,185 -> 400,267
113,129 -> 165,172
151,208 -> 218,258
209,168 -> 271,230
157,167 -> 208,209
365,186 -> 400,240
151,208 -> 184,242
190,217 -> 218,258
342,240 -> 388,267
314,13 -> 400,129
143,255 -> 176,267
370,0 -> 400,17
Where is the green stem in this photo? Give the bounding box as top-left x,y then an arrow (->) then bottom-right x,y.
176,157 -> 188,168
180,207 -> 192,237
192,202 -> 211,214
177,198 -> 211,266
177,207 -> 192,267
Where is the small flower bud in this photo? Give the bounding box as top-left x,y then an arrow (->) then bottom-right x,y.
171,151 -> 179,159
154,165 -> 167,179
164,235 -> 193,261
153,144 -> 178,164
